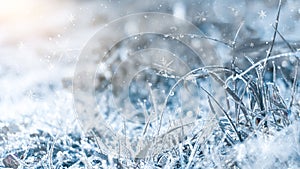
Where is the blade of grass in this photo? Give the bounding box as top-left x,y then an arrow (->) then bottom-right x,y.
209,71 -> 250,124
201,85 -> 242,142
156,66 -> 232,135
231,51 -> 299,81
289,60 -> 299,109
232,21 -> 244,48
262,0 -> 282,76
207,96 -> 236,145
272,25 -> 296,52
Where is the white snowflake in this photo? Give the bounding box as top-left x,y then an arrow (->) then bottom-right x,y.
18,41 -> 25,49
68,14 -> 75,24
195,11 -> 207,22
153,56 -> 174,77
258,10 -> 267,19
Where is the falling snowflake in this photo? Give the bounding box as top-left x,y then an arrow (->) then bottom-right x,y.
18,41 -> 24,49
153,56 -> 174,77
228,7 -> 239,16
195,11 -> 207,22
258,10 -> 267,19
68,14 -> 75,24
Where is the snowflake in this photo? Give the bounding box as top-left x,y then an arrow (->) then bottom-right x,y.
195,11 -> 207,22
18,41 -> 24,49
68,14 -> 75,24
228,7 -> 239,16
258,10 -> 267,19
153,56 -> 174,77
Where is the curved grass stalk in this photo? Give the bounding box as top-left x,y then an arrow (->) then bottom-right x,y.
156,66 -> 231,135
202,86 -> 242,142
230,51 -> 300,81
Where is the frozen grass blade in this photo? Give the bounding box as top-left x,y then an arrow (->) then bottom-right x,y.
156,66 -> 228,135
207,96 -> 235,145
200,85 -> 242,142
209,71 -> 250,124
263,0 -> 282,74
232,21 -> 244,48
231,51 -> 300,81
289,60 -> 299,109
272,25 -> 296,52
187,34 -> 233,48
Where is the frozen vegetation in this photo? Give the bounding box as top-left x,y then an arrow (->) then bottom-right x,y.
0,0 -> 300,168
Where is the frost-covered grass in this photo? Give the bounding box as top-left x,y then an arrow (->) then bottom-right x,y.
1,0 -> 300,168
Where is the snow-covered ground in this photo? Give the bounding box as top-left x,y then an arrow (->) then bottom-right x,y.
0,0 -> 300,168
